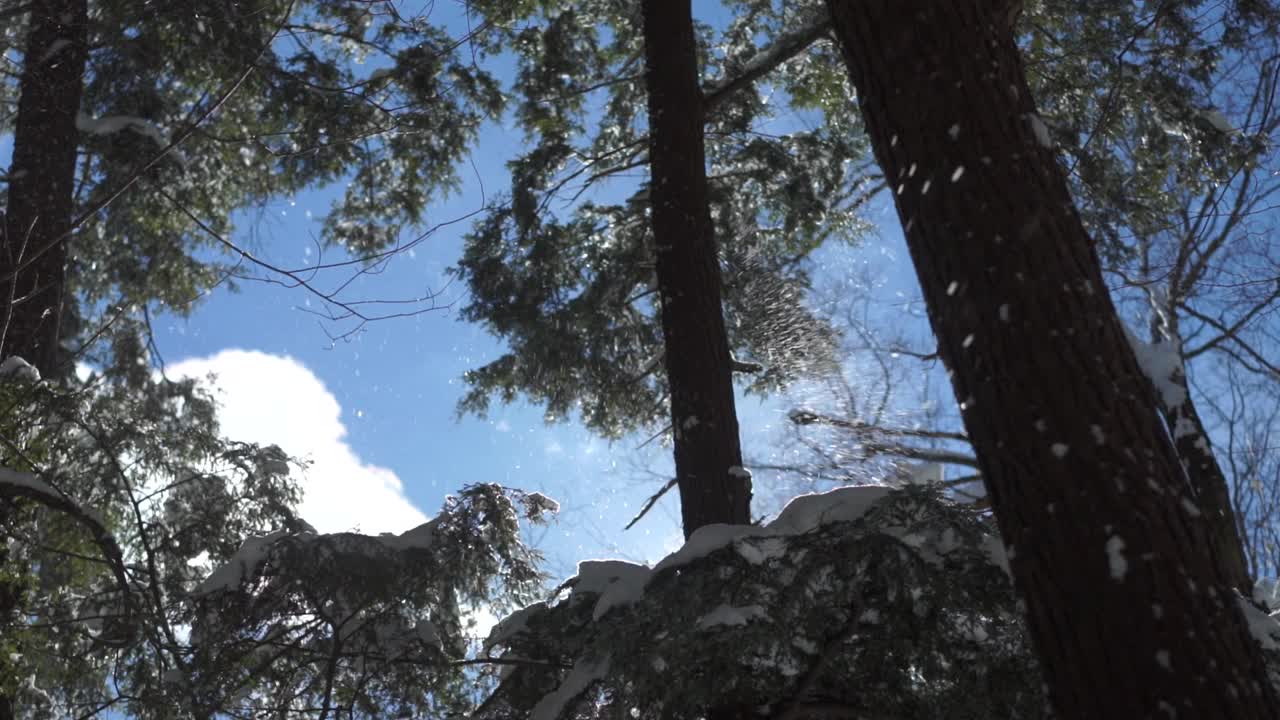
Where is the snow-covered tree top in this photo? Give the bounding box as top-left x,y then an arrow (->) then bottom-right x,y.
480,484 -> 1031,720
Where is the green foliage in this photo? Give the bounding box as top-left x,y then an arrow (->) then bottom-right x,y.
184,484 -> 553,718
2,0 -> 508,365
1,349 -> 555,718
452,0 -> 867,438
446,0 -> 1280,440
2,3 -> 526,715
0,339 -> 307,717
480,486 -> 1046,720
5,1 -> 1279,717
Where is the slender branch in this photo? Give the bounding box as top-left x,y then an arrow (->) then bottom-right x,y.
1179,302 -> 1280,378
862,443 -> 981,469
1181,283 -> 1280,361
788,408 -> 969,442
704,13 -> 833,112
452,657 -> 573,670
0,467 -> 134,642
624,477 -> 678,531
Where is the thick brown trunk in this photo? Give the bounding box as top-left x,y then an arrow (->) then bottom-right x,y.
826,1 -> 1278,717
641,0 -> 751,537
1,0 -> 87,380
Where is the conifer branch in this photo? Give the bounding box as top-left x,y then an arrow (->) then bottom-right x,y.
0,0 -> 299,290
704,13 -> 833,112
0,466 -> 134,643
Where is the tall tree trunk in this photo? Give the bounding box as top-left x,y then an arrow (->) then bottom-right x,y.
825,1 -> 1278,717
641,0 -> 751,537
0,4 -> 87,716
1,0 -> 88,380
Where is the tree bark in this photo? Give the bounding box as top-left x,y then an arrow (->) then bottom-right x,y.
0,3 -> 87,714
641,0 -> 751,537
1,0 -> 88,380
825,1 -> 1278,717
1161,352 -> 1254,595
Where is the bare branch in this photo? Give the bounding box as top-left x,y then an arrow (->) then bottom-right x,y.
1179,302 -> 1280,378
788,408 -> 969,442
624,477 -> 677,531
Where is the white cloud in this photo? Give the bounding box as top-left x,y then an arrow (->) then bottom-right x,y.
169,349 -> 427,535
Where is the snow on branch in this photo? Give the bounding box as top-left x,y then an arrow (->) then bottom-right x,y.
184,484 -> 553,713
191,517 -> 443,597
0,356 -> 41,382
0,466 -> 135,641
529,655 -> 611,720
76,112 -> 169,148
482,486 -> 1024,719
704,12 -> 832,112
1121,322 -> 1187,409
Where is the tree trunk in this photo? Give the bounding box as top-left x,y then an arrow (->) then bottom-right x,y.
825,1 -> 1278,717
1,0 -> 88,380
641,0 -> 751,537
1161,355 -> 1254,594
0,3 -> 87,714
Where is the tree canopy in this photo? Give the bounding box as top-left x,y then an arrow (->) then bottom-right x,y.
2,0 -> 1280,718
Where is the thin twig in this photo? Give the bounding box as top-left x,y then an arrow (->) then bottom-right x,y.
624,477 -> 678,531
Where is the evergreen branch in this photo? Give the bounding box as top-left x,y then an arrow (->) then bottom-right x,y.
1067,2 -> 1173,173
0,3 -> 33,21
862,443 -> 981,469
0,0 -> 298,290
773,590 -> 863,720
533,10 -> 833,214
65,416 -> 190,668
786,409 -> 978,469
0,467 -> 134,644
704,13 -> 833,113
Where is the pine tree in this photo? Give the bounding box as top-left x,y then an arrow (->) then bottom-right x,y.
453,0 -> 863,442
0,7 -> 90,715
825,0 -> 1278,715
0,3 -> 511,715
